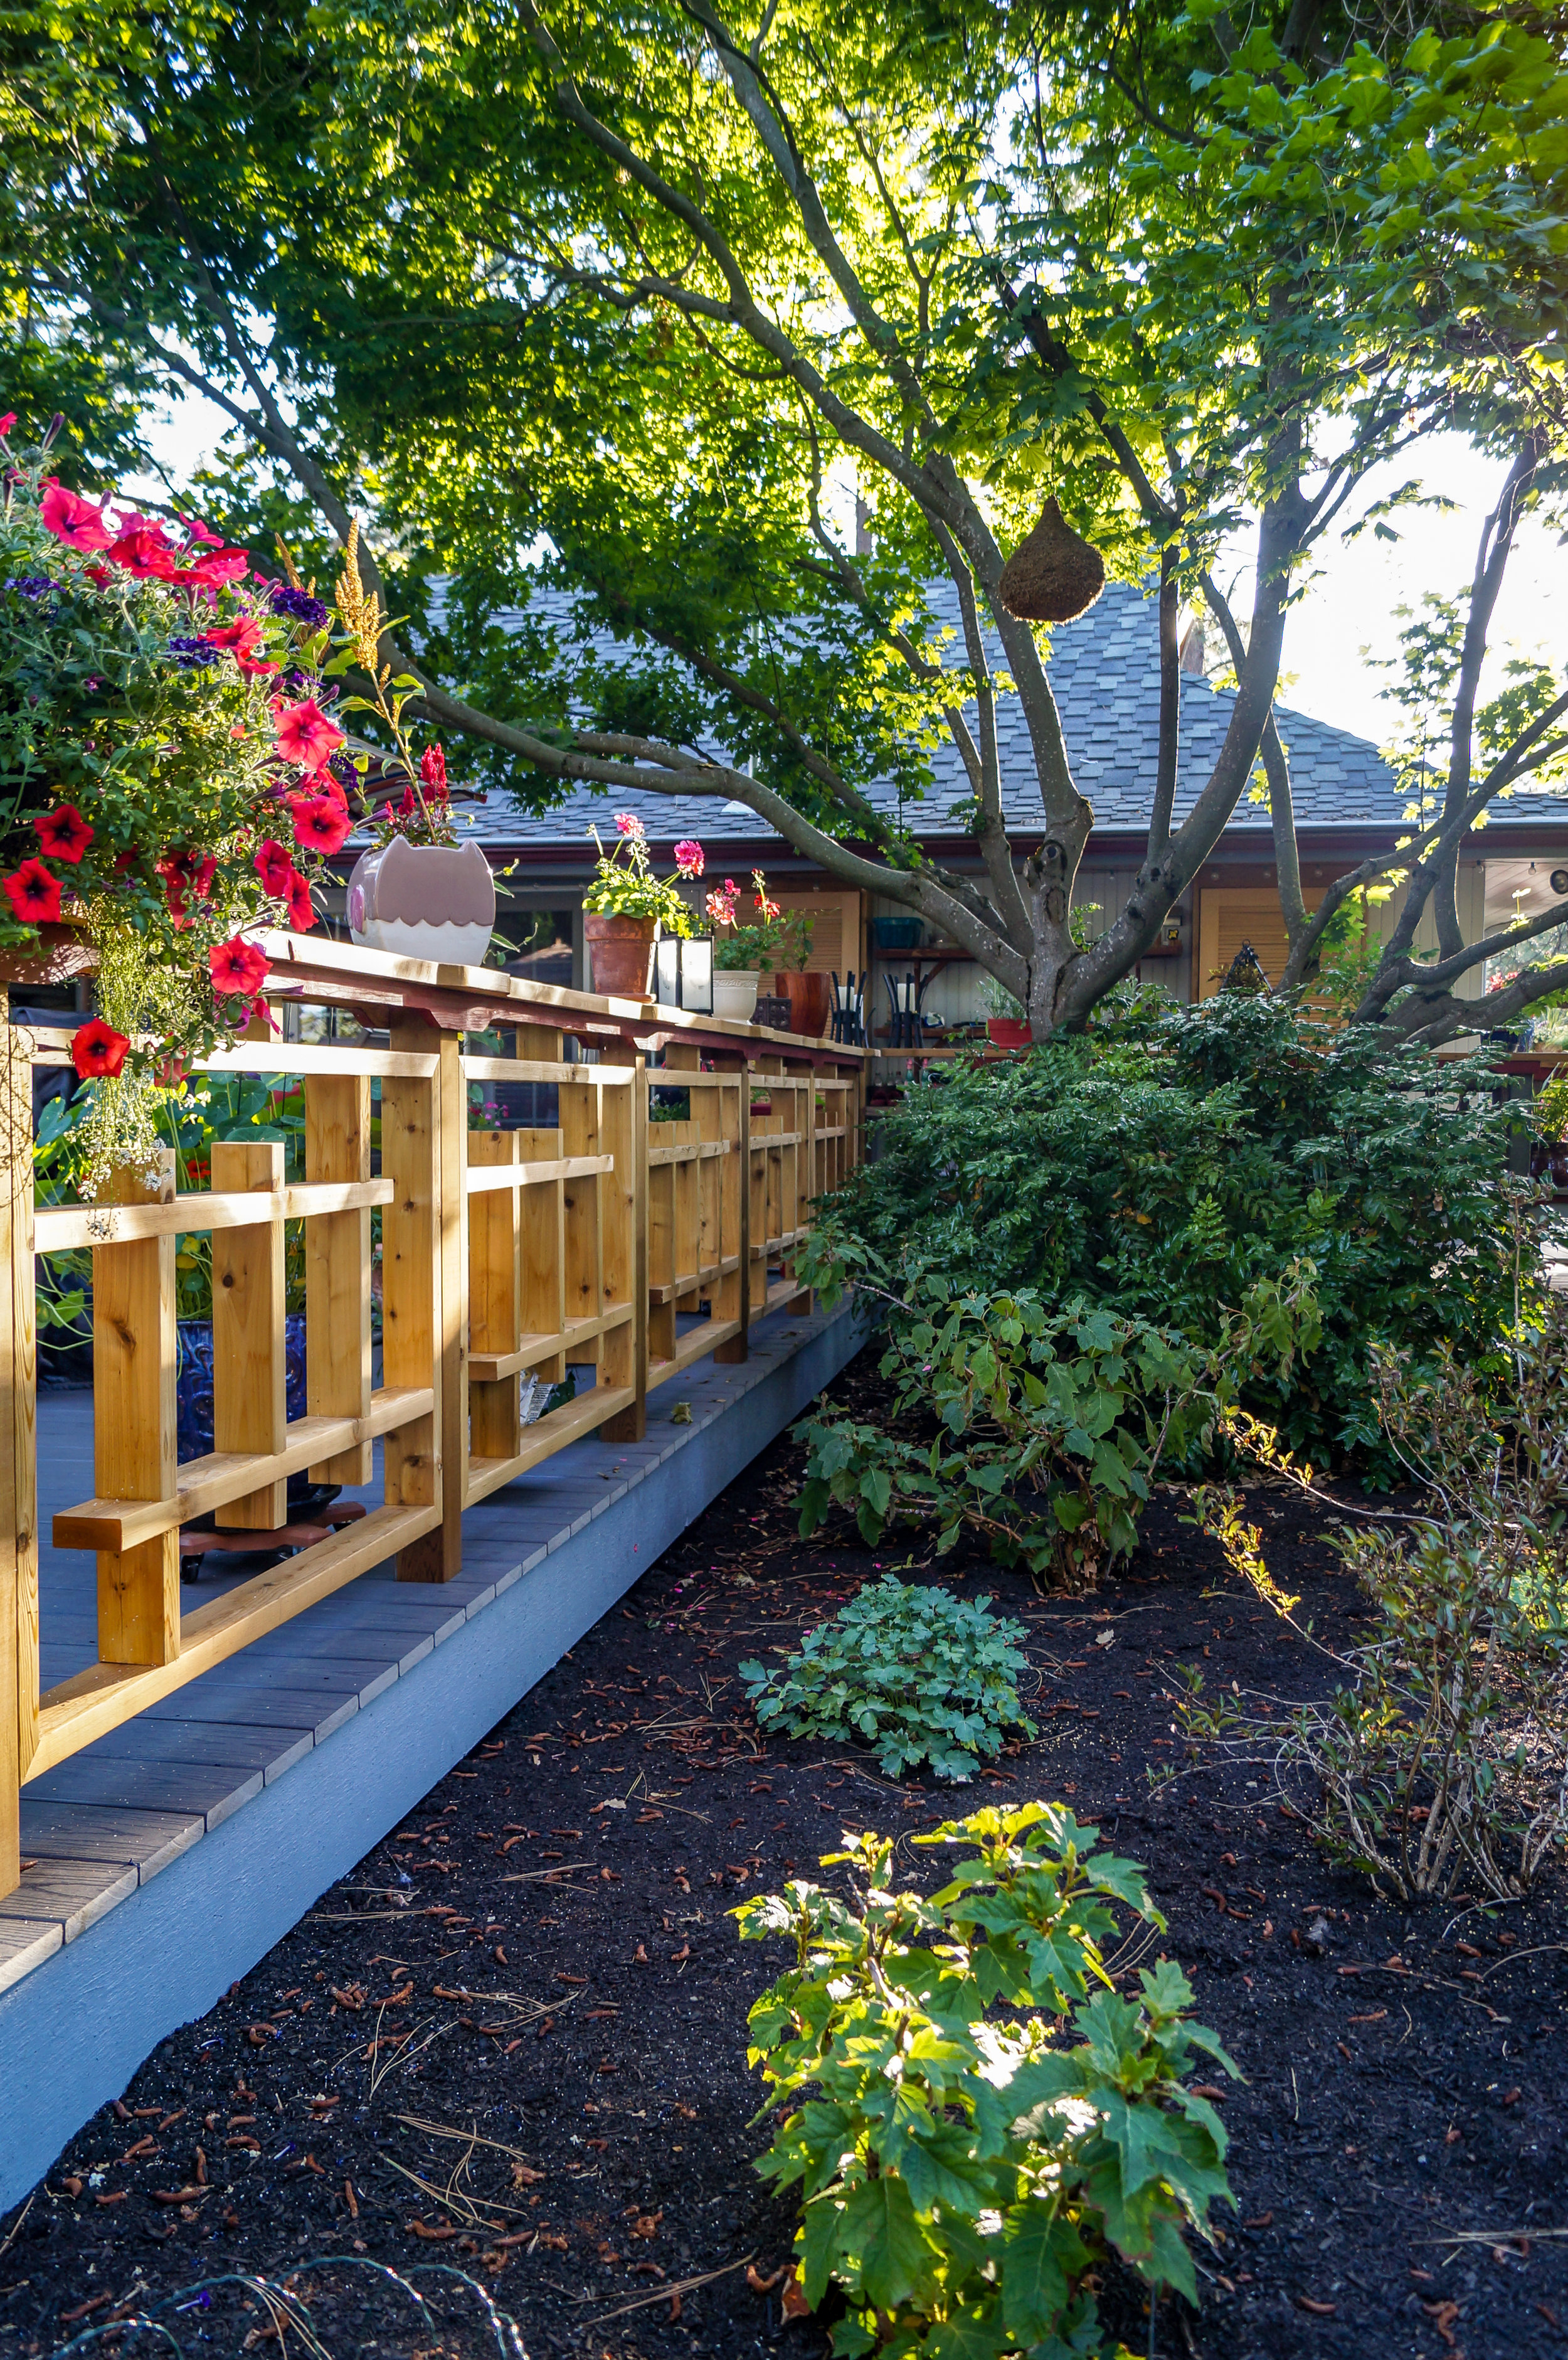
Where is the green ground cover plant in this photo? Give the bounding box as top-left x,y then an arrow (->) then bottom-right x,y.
791,1255 -> 1318,1588
740,1577 -> 1035,1781
813,997 -> 1529,1477
736,1805 -> 1236,2359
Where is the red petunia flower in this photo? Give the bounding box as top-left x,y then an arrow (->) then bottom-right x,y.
271,696 -> 344,777
182,548 -> 250,588
38,478 -> 112,551
72,1018 -> 131,1081
106,523 -> 180,580
3,859 -> 62,925
0,413 -> 16,439
253,839 -> 296,896
235,654 -> 279,679
178,514 -> 223,548
284,870 -> 316,931
33,804 -> 93,864
293,796 -> 352,855
209,936 -> 270,998
203,617 -> 264,657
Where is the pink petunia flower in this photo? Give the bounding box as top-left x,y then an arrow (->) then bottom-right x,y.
271,697 -> 345,776
0,413 -> 16,439
209,936 -> 270,998
674,839 -> 704,878
38,479 -> 113,552
106,523 -> 180,580
3,859 -> 62,924
253,839 -> 296,896
33,804 -> 93,864
293,797 -> 352,855
284,870 -> 316,931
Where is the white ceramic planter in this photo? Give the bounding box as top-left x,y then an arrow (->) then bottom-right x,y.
712,968 -> 760,1020
347,837 -> 496,969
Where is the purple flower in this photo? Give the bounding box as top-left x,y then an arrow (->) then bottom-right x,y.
270,585 -> 331,627
5,576 -> 55,598
169,635 -> 221,669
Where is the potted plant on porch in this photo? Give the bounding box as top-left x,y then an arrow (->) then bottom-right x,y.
769,903 -> 827,1036
0,416 -> 354,1192
706,869 -> 790,1021
581,815 -> 700,997
332,525 -> 497,967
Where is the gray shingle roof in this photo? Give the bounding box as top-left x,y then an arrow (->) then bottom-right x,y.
441,577 -> 1564,851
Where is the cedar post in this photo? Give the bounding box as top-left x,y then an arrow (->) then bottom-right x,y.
383,1017 -> 453,1581
598,1041 -> 647,1443
713,1053 -> 750,1363
93,1152 -> 179,1666
0,1021 -> 35,1897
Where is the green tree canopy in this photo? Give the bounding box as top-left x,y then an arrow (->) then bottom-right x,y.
5,0 -> 1567,1035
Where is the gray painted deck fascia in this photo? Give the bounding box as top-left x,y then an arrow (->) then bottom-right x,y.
0,1297 -> 863,2208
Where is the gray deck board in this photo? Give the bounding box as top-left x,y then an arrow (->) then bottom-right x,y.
1,1297 -> 861,2203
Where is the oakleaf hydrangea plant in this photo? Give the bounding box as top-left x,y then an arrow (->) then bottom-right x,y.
736,1806 -> 1237,2357
740,1576 -> 1036,1780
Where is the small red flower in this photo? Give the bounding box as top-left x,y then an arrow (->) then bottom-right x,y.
0,413 -> 16,439
271,696 -> 344,776
38,478 -> 112,551
293,797 -> 352,855
396,785 -> 416,821
71,1018 -> 130,1080
155,1050 -> 192,1090
33,804 -> 93,864
284,870 -> 316,931
3,859 -> 62,925
235,653 -> 279,679
182,548 -> 250,588
203,617 -> 264,657
253,839 -> 295,896
420,743 -> 447,795
209,936 -> 270,998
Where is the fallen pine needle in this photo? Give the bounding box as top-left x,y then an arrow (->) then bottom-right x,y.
577,2253 -> 755,2326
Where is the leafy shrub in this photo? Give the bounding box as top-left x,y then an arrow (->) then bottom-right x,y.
740,1577 -> 1036,1780
792,1259 -> 1318,1588
1185,1311 -> 1568,1900
736,1807 -> 1236,2357
810,994 -> 1529,1475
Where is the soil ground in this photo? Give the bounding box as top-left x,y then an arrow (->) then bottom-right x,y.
3,1349 -> 1565,2360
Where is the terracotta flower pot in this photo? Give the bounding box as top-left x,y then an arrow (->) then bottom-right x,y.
584,912 -> 657,997
987,1016 -> 1033,1048
712,967 -> 760,1020
347,837 -> 495,967
778,969 -> 832,1038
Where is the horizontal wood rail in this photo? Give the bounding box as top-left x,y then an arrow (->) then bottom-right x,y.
0,942 -> 866,1895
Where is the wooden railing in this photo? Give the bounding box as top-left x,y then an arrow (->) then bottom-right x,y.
0,934 -> 865,1897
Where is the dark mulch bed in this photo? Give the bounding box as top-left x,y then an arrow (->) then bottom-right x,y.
4,1348 -> 1566,2360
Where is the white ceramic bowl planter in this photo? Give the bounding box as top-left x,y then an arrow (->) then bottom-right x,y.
712,968 -> 760,1020
347,836 -> 497,967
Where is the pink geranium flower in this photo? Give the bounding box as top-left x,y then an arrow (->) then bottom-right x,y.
39,479 -> 112,552
3,859 -> 62,924
33,804 -> 93,864
674,839 -> 704,878
272,697 -> 344,776
613,811 -> 645,839
210,936 -> 270,998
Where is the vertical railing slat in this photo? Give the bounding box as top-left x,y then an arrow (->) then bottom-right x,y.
211,1139 -> 287,1529
0,1021 -> 34,1895
383,1018 -> 443,1580
305,1072 -> 373,1485
469,1129 -> 522,1467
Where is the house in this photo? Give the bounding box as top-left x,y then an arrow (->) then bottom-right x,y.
334,578 -> 1568,1044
